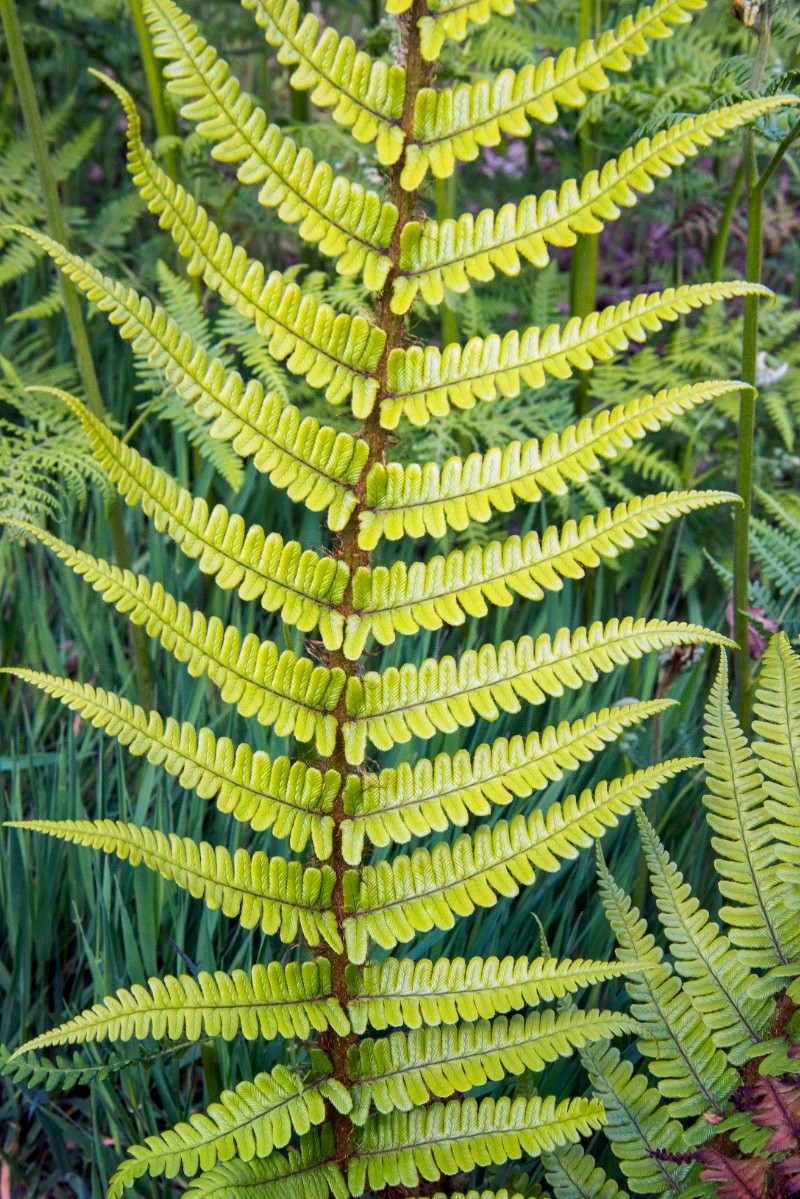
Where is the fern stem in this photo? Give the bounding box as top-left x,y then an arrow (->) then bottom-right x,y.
126,0 -> 179,181
0,0 -> 152,707
435,175 -> 459,346
318,0 -> 430,1163
708,159 -> 745,282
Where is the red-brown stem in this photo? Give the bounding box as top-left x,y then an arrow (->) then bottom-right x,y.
317,0 -> 430,1165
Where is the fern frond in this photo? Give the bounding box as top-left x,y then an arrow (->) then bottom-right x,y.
365,382 -> 743,544
635,810 -> 771,1055
580,1039 -> 689,1196
17,227 -> 367,530
184,1128 -> 347,1199
246,0 -> 407,165
348,1095 -> 605,1195
99,73 -> 385,416
346,490 -> 737,655
345,759 -> 697,961
11,961 -> 349,1055
401,0 -> 708,188
7,522 -> 344,755
752,633 -> 800,851
145,0 -> 397,290
597,849 -> 737,1126
393,99 -> 796,310
542,1141 -> 628,1199
702,653 -> 793,968
342,617 -> 729,763
1,670 -> 337,858
9,820 -> 343,952
350,954 -> 631,1033
107,1065 -> 351,1198
349,1009 -> 634,1122
383,292 -> 762,425
53,390 -> 349,650
342,699 -> 673,863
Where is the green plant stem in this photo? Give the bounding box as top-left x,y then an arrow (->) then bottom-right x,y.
0,0 -> 152,707
126,0 -> 179,180
290,0 -> 310,123
709,159 -> 745,282
200,1042 -> 222,1105
435,175 -> 459,346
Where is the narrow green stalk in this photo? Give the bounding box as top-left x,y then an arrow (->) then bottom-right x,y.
126,0 -> 179,180
435,174 -> 459,346
0,0 -> 152,707
569,0 -> 601,419
290,0 -> 310,123
709,159 -> 745,281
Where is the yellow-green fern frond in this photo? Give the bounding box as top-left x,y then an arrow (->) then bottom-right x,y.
393,100 -> 796,311
350,954 -> 631,1033
752,632 -> 800,848
349,1009 -> 634,1122
348,1094 -> 605,1195
1,670 -> 337,858
635,810 -> 771,1055
11,961 -> 349,1055
10,820 -> 343,951
579,1039 -> 689,1196
364,382 -> 743,544
8,522 -> 344,754
542,1142 -> 626,1199
246,0 -> 406,165
342,700 -> 673,863
401,0 -> 707,188
383,291 -> 762,425
597,849 -> 737,1127
54,391 -> 349,649
108,1064 -> 351,1199
17,228 -> 367,530
184,1129 -> 346,1199
145,0 -> 397,290
342,618 -> 729,762
346,490 -> 737,655
702,653 -> 793,968
99,73 -> 385,416
344,759 -> 697,960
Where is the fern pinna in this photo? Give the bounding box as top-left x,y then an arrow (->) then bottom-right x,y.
3,2 -> 798,1197
542,633 -> 800,1199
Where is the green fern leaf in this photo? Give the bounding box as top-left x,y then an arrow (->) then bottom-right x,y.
343,618 -> 730,763
1,669 -> 337,857
401,0 -> 709,188
17,227 -> 367,530
144,0 -> 397,290
184,1128 -> 347,1199
350,954 -> 631,1033
52,390 -> 349,649
11,961 -> 349,1054
383,293 -> 761,425
345,759 -> 698,961
108,1065 -> 350,1198
702,652 -> 793,968
635,810 -> 772,1055
393,99 -> 797,310
6,521 -> 344,755
9,819 -> 343,951
364,382 -> 744,544
246,0 -> 406,165
349,1008 -> 635,1121
597,848 -> 737,1126
97,72 -> 385,416
407,0 -> 541,62
342,699 -> 673,863
345,490 -> 737,655
752,632 -> 800,856
543,1141 -> 629,1199
348,1094 -> 605,1195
